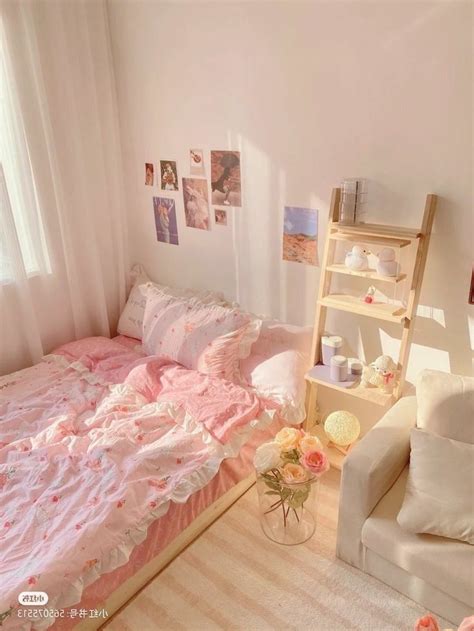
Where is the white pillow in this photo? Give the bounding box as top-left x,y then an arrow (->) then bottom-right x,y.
117,268 -> 150,339
398,428 -> 474,544
117,265 -> 230,340
242,349 -> 308,422
240,322 -> 311,423
416,369 -> 474,444
249,320 -> 313,356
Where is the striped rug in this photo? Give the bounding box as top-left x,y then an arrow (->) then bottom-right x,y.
105,469 -> 449,630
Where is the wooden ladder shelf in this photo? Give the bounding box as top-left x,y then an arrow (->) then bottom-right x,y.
305,188 -> 437,467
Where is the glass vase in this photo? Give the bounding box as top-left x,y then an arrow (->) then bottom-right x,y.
256,472 -> 319,545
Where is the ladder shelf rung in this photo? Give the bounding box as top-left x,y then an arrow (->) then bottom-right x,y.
329,231 -> 412,248
319,293 -> 407,323
326,264 -> 407,284
329,221 -> 421,240
305,364 -> 395,407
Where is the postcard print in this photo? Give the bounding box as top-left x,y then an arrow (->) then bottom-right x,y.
282,206 -> 319,266
182,178 -> 210,230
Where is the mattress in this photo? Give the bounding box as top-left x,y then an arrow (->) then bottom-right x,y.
0,335 -> 302,630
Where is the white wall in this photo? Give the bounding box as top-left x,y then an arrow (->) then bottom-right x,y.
108,0 -> 473,403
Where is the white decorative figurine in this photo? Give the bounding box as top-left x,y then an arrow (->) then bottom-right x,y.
361,355 -> 398,394
376,247 -> 399,277
344,245 -> 370,271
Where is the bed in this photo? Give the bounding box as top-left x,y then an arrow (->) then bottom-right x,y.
0,278 -> 311,631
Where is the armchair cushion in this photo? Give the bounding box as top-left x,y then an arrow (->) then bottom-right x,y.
397,429 -> 474,544
416,369 -> 474,444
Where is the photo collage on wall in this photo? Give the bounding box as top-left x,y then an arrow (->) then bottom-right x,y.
146,155 -> 320,266
144,149 -> 241,244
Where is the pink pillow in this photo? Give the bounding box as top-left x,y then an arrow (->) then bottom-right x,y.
142,288 -> 261,381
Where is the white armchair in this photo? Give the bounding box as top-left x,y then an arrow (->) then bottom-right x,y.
336,395 -> 473,626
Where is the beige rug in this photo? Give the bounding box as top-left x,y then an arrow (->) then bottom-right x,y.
105,469 -> 450,630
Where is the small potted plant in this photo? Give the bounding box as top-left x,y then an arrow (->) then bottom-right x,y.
254,427 -> 329,545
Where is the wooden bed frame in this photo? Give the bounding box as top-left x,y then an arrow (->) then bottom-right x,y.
75,474 -> 256,630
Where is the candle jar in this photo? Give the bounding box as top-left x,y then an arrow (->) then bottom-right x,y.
330,355 -> 348,381
321,335 -> 343,366
348,358 -> 363,376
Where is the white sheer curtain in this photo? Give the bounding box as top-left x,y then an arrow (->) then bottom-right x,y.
0,0 -> 128,375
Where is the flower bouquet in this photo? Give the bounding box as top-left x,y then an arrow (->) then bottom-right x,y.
254,427 -> 329,545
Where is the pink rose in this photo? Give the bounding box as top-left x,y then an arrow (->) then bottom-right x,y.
414,615 -> 440,631
300,450 -> 329,477
458,616 -> 474,631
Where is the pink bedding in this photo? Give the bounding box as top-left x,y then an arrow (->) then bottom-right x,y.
0,336 -> 278,630
52,415 -> 282,631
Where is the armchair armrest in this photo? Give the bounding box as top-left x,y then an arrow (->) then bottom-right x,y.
336,395 -> 417,568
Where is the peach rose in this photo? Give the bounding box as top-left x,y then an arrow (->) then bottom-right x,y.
299,433 -> 323,454
300,450 -> 329,477
281,463 -> 308,484
274,427 -> 301,451
414,615 -> 440,631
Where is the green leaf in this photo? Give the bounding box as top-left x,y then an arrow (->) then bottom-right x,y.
280,488 -> 291,500
285,486 -> 310,509
261,472 -> 279,482
263,478 -> 281,492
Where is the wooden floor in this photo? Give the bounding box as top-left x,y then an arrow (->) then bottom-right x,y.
103,469 -> 448,631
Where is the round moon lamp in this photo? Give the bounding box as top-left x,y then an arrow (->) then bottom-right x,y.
324,411 -> 360,455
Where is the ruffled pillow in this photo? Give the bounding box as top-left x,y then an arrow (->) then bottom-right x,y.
197,322 -> 261,383
142,287 -> 261,382
117,264 -> 230,340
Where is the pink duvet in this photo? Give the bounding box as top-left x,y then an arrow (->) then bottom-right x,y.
0,337 -> 267,630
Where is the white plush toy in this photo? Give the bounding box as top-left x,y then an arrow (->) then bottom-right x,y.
376,247 -> 399,277
361,355 -> 398,394
345,245 -> 370,271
